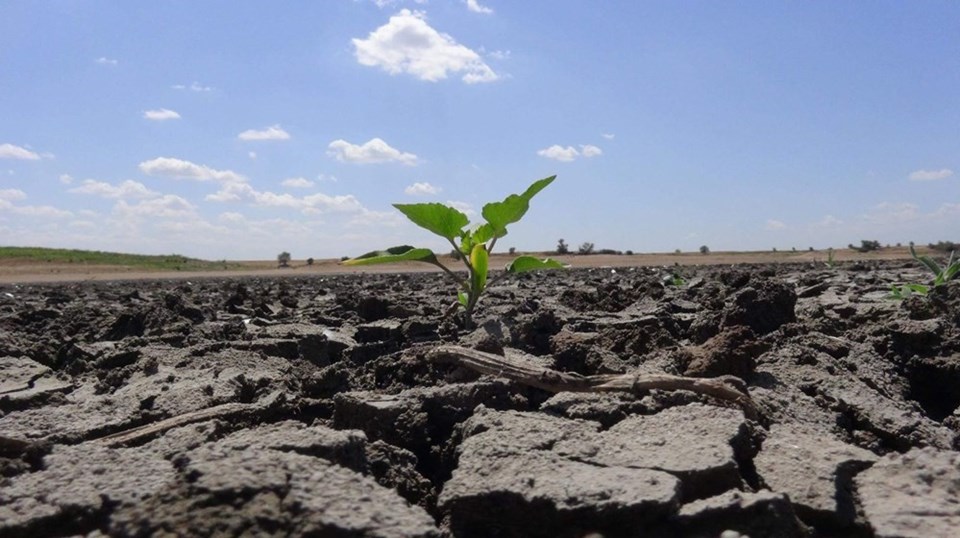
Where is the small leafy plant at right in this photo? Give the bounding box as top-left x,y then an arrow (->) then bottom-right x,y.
890,244 -> 959,298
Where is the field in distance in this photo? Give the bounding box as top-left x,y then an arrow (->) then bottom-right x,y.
0,245 -> 934,284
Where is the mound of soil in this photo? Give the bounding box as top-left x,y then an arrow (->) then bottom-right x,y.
1,261 -> 958,537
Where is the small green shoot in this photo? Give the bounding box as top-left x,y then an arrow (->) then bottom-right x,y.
825,248 -> 836,268
343,176 -> 566,327
890,245 -> 959,300
910,244 -> 959,288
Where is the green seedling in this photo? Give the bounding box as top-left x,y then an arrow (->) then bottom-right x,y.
890,245 -> 959,299
825,248 -> 836,268
910,244 -> 959,288
343,175 -> 566,327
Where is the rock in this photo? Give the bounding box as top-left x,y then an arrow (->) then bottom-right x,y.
855,447 -> 960,538
754,424 -> 876,532
674,490 -> 809,538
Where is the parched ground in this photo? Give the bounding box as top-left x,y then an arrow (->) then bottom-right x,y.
0,247 -> 918,284
1,254 -> 958,537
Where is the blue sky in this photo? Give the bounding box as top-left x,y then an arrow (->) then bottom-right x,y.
1,1 -> 957,260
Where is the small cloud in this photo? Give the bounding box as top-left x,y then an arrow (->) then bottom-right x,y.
139,157 -> 246,184
537,145 -> 580,162
488,50 -> 511,60
238,125 -> 291,141
908,168 -> 953,181
765,219 -> 786,230
601,133 -> 615,140
327,138 -> 419,165
352,9 -> 498,84
59,174 -> 74,184
0,188 -> 27,201
404,182 -> 440,195
446,200 -> 475,216
69,179 -> 159,199
143,108 -> 181,121
248,152 -> 257,160
317,173 -> 338,182
172,81 -> 213,92
465,0 -> 493,14
282,177 -> 315,189
814,215 -> 843,228
0,143 -> 40,160
580,144 -> 602,158
95,57 -> 117,66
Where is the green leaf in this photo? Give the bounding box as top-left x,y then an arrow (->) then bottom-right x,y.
482,175 -> 556,238
470,244 -> 489,297
458,224 -> 497,254
905,283 -> 930,295
505,255 -> 568,273
457,291 -> 469,307
910,244 -> 942,276
342,245 -> 442,268
393,203 -> 469,241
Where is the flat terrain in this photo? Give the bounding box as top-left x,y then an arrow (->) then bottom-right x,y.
0,247 -> 924,284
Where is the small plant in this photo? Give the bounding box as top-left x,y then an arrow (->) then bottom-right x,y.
343,176 -> 566,327
890,245 -> 960,299
825,248 -> 836,268
277,251 -> 291,268
556,238 -> 570,255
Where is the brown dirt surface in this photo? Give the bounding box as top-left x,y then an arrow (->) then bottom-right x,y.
1,254 -> 958,537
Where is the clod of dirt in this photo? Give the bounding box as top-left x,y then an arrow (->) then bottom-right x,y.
675,326 -> 767,379
721,279 -> 797,334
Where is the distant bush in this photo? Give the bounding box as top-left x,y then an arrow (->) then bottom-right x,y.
578,242 -> 595,255
699,245 -> 710,255
849,240 -> 881,253
929,241 -> 958,252
508,247 -> 516,255
556,239 -> 569,255
597,248 -> 622,255
625,250 -> 634,255
307,257 -> 315,266
675,249 -> 682,254
277,251 -> 291,268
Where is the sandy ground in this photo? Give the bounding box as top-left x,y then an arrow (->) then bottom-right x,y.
0,248 -> 920,285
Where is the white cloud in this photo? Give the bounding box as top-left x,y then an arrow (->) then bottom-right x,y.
0,189 -> 27,201
814,215 -> 843,228
95,57 -> 117,66
580,144 -> 603,158
465,0 -> 493,14
143,108 -> 181,121
172,81 -> 213,92
0,143 -> 40,160
352,9 -> 498,83
446,200 -> 475,216
11,205 -> 74,218
206,181 -> 364,214
405,181 -> 440,195
601,133 -> 615,140
537,145 -> 580,162
862,202 -> 920,224
765,219 -> 786,230
248,152 -> 257,159
59,174 -> 74,184
488,50 -> 510,60
328,138 -> 419,165
69,179 -> 159,199
139,157 -> 246,183
114,195 -> 196,219
238,125 -> 291,141
282,177 -> 315,189
908,168 -> 953,181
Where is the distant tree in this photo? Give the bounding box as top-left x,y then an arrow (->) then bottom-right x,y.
277,251 -> 292,268
850,240 -> 881,253
556,239 -> 570,255
508,247 -> 516,255
808,247 -> 814,251
772,247 -> 778,252
625,250 -> 634,255
306,257 -> 315,266
675,249 -> 682,254
699,245 -> 710,255
578,242 -> 595,255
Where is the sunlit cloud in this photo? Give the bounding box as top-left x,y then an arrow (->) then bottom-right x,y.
404,182 -> 440,195
238,125 -> 291,141
0,143 -> 40,160
143,108 -> 181,121
352,9 -> 498,83
908,168 -> 953,181
327,138 -> 419,165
